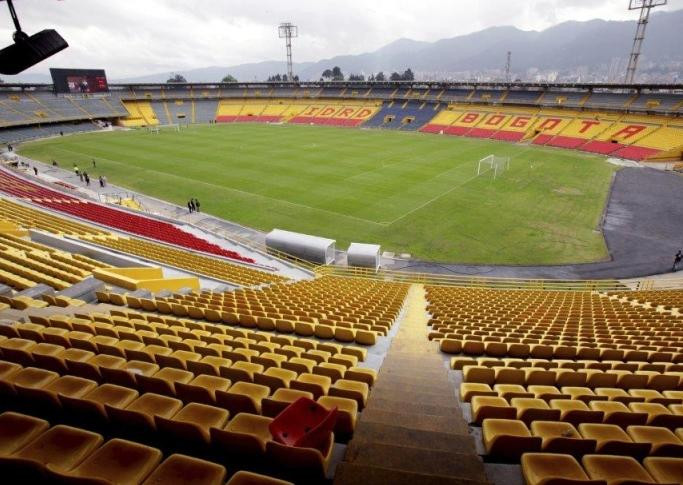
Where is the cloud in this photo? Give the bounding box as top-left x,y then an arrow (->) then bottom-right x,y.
0,0 -> 681,80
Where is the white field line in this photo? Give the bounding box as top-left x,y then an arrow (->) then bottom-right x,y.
51,146 -> 385,226
382,147 -> 535,226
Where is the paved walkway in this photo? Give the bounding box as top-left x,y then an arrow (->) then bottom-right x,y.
334,285 -> 488,485
385,168 -> 683,281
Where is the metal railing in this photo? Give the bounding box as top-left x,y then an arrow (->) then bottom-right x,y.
313,265 -> 631,291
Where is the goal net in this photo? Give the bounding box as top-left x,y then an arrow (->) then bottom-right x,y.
477,154 -> 510,180
147,124 -> 181,134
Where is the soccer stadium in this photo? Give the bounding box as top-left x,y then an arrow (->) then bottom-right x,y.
0,1 -> 682,484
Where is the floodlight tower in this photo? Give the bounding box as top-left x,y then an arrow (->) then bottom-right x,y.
624,0 -> 667,84
278,22 -> 298,81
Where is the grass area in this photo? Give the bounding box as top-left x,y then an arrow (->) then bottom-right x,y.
19,123 -> 616,264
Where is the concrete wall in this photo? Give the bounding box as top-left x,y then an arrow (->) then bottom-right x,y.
29,230 -> 153,268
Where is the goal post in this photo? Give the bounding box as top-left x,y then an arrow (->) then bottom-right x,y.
147,124 -> 180,134
477,154 -> 510,180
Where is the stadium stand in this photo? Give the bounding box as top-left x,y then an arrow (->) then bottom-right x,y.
5,67 -> 683,485
2,81 -> 681,161
97,275 -> 407,346
193,98 -> 220,124
82,235 -> 286,287
0,176 -> 681,484
362,100 -> 439,130
427,284 -> 683,483
0,280 -> 380,482
120,101 -> 159,127
504,90 -> 543,105
288,102 -> 380,127
0,232 -> 106,292
606,289 -> 683,312
0,194 -> 285,287
0,121 -> 101,144
0,170 -> 256,264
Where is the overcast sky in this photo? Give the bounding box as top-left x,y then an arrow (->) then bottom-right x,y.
1,0 -> 681,79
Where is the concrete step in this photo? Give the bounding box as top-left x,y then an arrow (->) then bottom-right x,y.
368,387 -> 459,406
359,408 -> 469,435
371,381 -> 455,396
344,441 -> 488,480
333,463 -> 490,485
363,397 -> 460,416
374,374 -> 451,388
379,357 -> 445,367
348,421 -> 477,454
378,365 -> 448,377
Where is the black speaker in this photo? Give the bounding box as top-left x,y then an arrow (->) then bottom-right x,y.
0,29 -> 68,75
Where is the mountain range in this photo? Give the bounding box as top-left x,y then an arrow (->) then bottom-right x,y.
6,9 -> 683,84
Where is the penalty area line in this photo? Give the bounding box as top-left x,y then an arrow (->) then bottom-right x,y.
381,147 -> 534,226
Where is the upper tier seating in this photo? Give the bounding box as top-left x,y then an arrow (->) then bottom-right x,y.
0,170 -> 255,264
0,91 -> 126,129
363,100 -> 439,131
504,90 -> 543,105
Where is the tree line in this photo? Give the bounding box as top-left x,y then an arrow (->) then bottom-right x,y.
166,73 -> 238,83
163,66 -> 416,84
322,66 -> 414,82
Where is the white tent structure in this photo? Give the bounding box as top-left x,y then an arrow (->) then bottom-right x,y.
266,229 -> 335,265
347,243 -> 381,271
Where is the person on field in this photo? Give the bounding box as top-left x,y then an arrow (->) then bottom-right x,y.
92,158 -> 96,168
33,166 -> 38,176
674,250 -> 682,272
193,198 -> 200,212
84,172 -> 90,186
187,200 -> 194,213
74,165 -> 79,176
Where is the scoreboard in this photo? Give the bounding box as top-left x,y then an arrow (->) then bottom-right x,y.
50,68 -> 109,94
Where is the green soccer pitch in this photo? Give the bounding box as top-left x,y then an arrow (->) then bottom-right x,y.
19,123 -> 617,265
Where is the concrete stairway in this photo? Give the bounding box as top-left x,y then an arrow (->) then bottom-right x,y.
333,285 -> 489,485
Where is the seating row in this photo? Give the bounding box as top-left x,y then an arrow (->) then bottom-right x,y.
107,294 -> 385,345
0,357 -> 359,440
459,364 -> 683,391
484,419 -> 683,460
452,356 -> 683,372
0,198 -> 105,237
470,394 -> 683,429
522,453 -> 682,485
0,411 -> 292,484
440,338 -> 683,361
0,365 -> 340,478
0,330 -> 371,409
462,382 -> 683,406
23,309 -> 370,364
